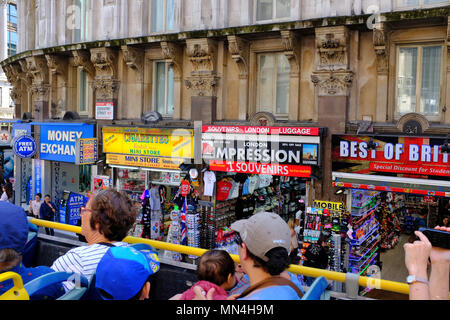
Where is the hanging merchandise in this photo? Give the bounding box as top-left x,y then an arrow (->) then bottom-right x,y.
140,189 -> 151,239
180,180 -> 191,197
203,171 -> 216,197
216,179 -> 233,201
164,205 -> 182,262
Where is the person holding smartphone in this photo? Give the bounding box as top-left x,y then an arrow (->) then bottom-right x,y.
39,194 -> 57,236
404,226 -> 450,300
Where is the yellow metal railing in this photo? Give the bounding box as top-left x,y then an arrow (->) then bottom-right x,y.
30,218 -> 412,295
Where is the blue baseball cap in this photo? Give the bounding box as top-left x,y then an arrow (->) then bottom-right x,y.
95,246 -> 160,300
0,202 -> 28,254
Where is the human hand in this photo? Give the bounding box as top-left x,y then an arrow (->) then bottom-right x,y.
192,286 -> 215,300
429,226 -> 450,265
227,294 -> 240,300
404,231 -> 431,276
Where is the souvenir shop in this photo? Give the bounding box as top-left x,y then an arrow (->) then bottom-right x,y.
102,126 -> 196,245
330,134 -> 450,283
195,125 -> 324,257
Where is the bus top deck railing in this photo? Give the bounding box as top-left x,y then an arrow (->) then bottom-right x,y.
28,218 -> 420,297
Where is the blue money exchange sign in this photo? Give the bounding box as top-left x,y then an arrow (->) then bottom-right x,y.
39,124 -> 95,163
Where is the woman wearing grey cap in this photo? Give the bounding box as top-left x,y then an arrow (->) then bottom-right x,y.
194,212 -> 303,300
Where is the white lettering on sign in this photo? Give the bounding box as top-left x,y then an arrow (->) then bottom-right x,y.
41,143 -> 76,156
47,130 -> 83,142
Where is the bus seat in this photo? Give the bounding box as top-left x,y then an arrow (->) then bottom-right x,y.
24,272 -> 89,300
0,272 -> 30,300
301,276 -> 330,300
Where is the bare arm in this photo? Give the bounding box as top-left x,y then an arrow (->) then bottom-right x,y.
429,227 -> 450,300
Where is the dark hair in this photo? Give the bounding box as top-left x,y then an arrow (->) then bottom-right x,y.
89,189 -> 138,241
246,247 -> 290,276
36,193 -> 42,199
0,248 -> 22,272
196,250 -> 235,286
44,194 -> 51,199
420,208 -> 428,216
3,184 -> 12,199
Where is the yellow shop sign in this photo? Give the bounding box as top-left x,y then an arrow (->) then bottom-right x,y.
106,154 -> 185,170
102,127 -> 193,159
312,200 -> 345,211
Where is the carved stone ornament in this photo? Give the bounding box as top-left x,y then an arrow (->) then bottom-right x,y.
29,84 -> 51,101
316,26 -> 349,70
72,50 -> 95,77
184,76 -> 219,97
311,70 -> 353,96
373,23 -> 389,75
160,41 -> 183,79
45,54 -> 68,77
227,35 -> 249,79
249,112 -> 276,126
10,85 -> 22,105
26,56 -> 49,85
121,45 -> 144,81
281,30 -> 300,76
186,38 -> 217,75
90,47 -> 118,79
92,79 -> 120,100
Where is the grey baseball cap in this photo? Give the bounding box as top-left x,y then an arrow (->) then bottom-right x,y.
231,212 -> 291,262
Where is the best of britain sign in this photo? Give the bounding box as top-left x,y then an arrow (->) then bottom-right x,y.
39,124 -> 95,163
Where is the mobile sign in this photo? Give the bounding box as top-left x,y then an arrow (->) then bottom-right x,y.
13,135 -> 37,159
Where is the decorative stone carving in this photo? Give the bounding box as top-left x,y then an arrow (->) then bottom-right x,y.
92,79 -> 120,100
315,26 -> 349,70
28,84 -> 51,102
160,41 -> 183,79
311,70 -> 353,96
90,47 -> 118,79
72,50 -> 95,77
186,38 -> 217,75
227,35 -> 249,79
373,23 -> 389,75
249,112 -> 276,126
121,45 -> 144,81
184,76 -> 219,97
281,30 -> 301,76
26,56 -> 49,85
45,55 -> 68,77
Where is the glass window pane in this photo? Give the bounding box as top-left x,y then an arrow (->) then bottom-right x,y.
151,0 -> 164,32
167,66 -> 174,115
420,46 -> 441,116
166,0 -> 174,31
423,0 -> 445,4
399,0 -> 419,6
257,54 -> 274,113
276,0 -> 290,19
256,0 -> 273,21
397,47 -> 417,115
155,62 -> 166,114
276,54 -> 290,115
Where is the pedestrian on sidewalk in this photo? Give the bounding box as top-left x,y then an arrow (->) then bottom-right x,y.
39,195 -> 57,236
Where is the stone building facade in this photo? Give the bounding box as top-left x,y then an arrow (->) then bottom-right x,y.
1,0 -> 449,201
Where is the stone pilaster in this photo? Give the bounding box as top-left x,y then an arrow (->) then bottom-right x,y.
26,56 -> 50,120
161,41 -> 183,119
45,54 -> 69,119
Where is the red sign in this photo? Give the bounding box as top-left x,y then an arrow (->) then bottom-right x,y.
202,125 -> 320,136
209,160 -> 312,178
333,182 -> 449,198
332,135 -> 449,180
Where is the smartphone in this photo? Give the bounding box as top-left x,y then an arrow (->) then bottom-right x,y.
418,228 -> 450,250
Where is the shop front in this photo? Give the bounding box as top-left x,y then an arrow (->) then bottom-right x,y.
199,125 -> 324,255
102,126 -> 194,243
32,122 -> 96,225
331,134 -> 450,284
0,120 -> 17,188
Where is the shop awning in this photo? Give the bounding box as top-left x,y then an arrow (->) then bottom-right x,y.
332,172 -> 450,198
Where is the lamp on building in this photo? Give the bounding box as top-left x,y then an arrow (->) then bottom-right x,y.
368,138 -> 378,150
22,112 -> 32,122
441,137 -> 450,154
335,188 -> 345,195
63,111 -> 80,120
141,111 -> 162,124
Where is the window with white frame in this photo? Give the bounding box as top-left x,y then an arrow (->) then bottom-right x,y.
396,44 -> 443,120
153,61 -> 174,116
150,0 -> 174,33
256,53 -> 290,117
256,0 -> 290,22
78,69 -> 89,115
395,0 -> 449,9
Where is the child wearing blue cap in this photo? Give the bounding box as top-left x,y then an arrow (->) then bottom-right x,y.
95,246 -> 160,300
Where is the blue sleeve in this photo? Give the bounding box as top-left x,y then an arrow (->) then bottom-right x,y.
28,221 -> 38,232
